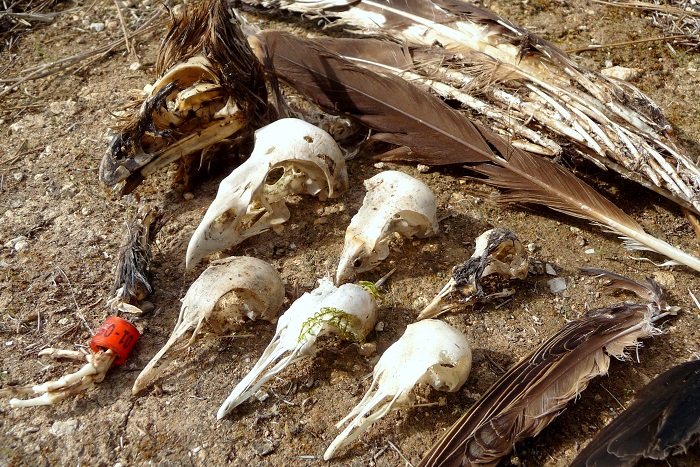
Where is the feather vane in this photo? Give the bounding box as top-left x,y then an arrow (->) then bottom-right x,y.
258,31 -> 700,272
570,359 -> 700,466
418,270 -> 675,466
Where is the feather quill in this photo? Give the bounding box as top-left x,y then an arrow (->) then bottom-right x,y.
417,270 -> 676,467
570,358 -> 700,467
244,0 -> 700,214
258,31 -> 700,272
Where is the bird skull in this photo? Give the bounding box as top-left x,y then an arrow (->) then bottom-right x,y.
324,319 -> 472,460
216,278 -> 379,419
419,228 -> 528,319
336,170 -> 438,284
132,256 -> 285,395
186,118 -> 348,269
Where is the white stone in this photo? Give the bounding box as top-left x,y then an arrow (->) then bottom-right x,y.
545,263 -> 556,276
548,277 -> 567,294
601,66 -> 641,81
49,419 -> 80,436
129,62 -> 142,71
89,22 -> 105,32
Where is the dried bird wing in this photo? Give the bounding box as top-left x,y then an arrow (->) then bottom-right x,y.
132,256 -> 285,395
217,279 -> 378,419
324,319 -> 471,460
186,118 -> 348,269
418,271 -> 677,467
419,228 -> 528,320
100,0 -> 267,194
570,359 -> 700,467
336,170 -> 438,284
257,31 -> 700,273
250,0 -> 700,215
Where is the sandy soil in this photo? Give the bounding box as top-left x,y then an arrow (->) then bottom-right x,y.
2,0 -> 700,466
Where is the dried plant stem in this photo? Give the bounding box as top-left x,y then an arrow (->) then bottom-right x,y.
566,34 -> 688,54
113,0 -> 133,56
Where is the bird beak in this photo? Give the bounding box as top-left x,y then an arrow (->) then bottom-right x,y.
417,278 -> 463,320
99,58 -> 248,194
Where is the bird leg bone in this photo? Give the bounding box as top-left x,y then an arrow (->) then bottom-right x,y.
132,256 -> 285,395
1,349 -> 117,407
186,118 -> 348,269
216,278 -> 378,419
324,319 -> 472,460
336,170 -> 439,284
418,228 -> 528,319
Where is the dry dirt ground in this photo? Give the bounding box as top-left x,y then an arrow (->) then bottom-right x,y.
2,0 -> 700,466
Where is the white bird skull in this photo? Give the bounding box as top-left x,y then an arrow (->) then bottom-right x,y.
324,319 -> 472,460
186,118 -> 348,269
132,256 -> 285,395
336,170 -> 438,284
216,278 -> 379,419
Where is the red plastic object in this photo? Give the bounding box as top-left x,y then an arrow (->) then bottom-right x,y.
90,316 -> 140,364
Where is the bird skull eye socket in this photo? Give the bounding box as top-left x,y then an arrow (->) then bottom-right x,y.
353,258 -> 363,268
265,167 -> 285,186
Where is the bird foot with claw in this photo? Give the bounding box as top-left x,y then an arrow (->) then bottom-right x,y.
1,349 -> 116,407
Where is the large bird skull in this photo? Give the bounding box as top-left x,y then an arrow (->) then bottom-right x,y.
186,118 -> 348,269
336,170 -> 438,284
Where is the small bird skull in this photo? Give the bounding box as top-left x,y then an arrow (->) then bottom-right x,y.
324,319 -> 472,460
336,170 -> 438,284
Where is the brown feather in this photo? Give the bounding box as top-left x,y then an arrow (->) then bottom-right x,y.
418,274 -> 674,466
258,30 -> 700,272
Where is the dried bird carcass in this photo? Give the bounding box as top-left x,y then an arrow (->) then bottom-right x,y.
186,117 -> 348,268
99,0 -> 268,194
256,31 -> 700,272
132,256 -> 285,395
570,358 -> 700,467
418,228 -> 528,320
324,319 -> 471,460
247,0 -> 700,216
217,278 -> 379,419
418,269 -> 678,466
336,170 -> 438,284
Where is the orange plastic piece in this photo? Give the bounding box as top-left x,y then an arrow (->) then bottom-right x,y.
90,316 -> 140,365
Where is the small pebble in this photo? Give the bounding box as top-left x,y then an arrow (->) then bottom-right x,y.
254,389 -> 269,402
50,419 -> 80,436
373,162 -> 385,169
584,248 -> 595,254
129,62 -> 142,71
183,192 -> 194,201
89,22 -> 105,32
14,240 -> 29,252
13,173 -> 23,182
548,277 -> 567,294
251,439 -> 275,456
545,263 -> 556,276
374,321 -> 385,332
416,164 -> 430,173
601,66 -> 641,81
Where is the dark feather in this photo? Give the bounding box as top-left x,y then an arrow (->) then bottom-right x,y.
570,359 -> 700,467
417,273 -> 674,466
